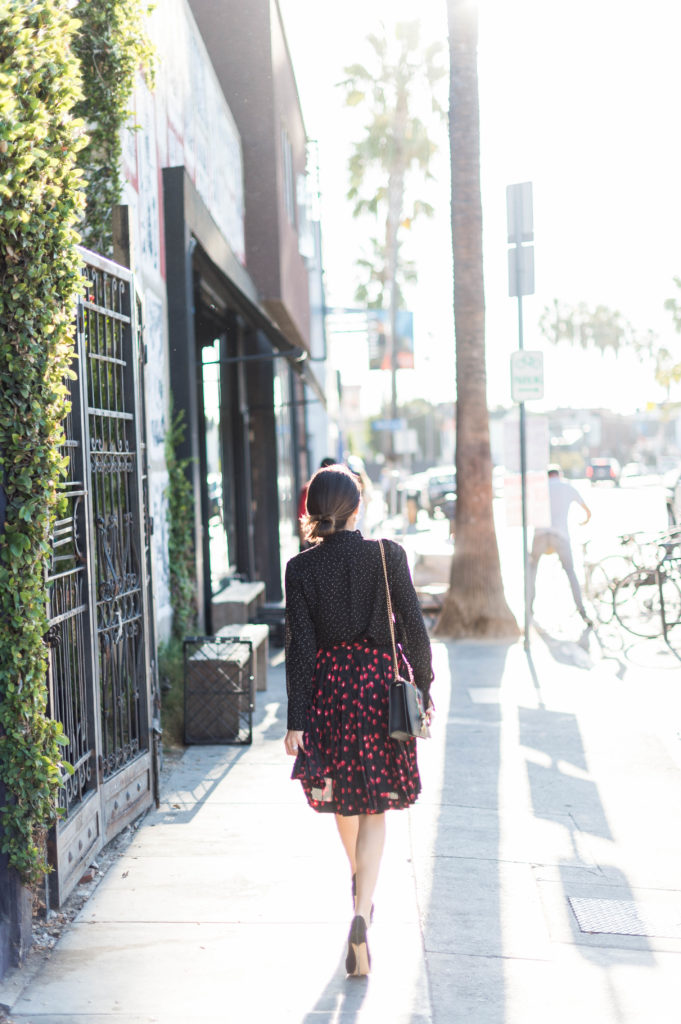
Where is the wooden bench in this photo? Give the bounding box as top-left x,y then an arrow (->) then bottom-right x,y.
212,580 -> 266,629
216,622 -> 269,693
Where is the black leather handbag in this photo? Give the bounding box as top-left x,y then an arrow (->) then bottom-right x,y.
378,539 -> 429,741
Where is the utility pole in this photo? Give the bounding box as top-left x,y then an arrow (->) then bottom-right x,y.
507,182 -> 537,650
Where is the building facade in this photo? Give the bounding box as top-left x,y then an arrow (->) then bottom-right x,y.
123,0 -> 328,628
0,0 -> 330,976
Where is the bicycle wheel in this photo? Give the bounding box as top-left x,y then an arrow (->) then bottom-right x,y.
586,556 -> 635,623
613,569 -> 681,638
586,563 -> 616,622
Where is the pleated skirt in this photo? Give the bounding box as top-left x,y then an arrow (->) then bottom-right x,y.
291,640 -> 421,815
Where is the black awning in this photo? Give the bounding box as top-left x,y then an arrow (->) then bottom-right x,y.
212,265 -> 326,404
166,165 -> 326,406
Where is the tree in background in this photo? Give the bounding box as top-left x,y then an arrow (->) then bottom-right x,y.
539,298 -> 681,399
539,299 -> 656,358
340,20 -> 445,422
434,0 -> 518,639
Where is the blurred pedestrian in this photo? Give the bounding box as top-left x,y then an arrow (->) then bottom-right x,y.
284,464 -> 433,976
346,454 -> 373,534
527,465 -> 593,626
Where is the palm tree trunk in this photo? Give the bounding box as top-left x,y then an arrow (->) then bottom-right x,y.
434,0 -> 519,638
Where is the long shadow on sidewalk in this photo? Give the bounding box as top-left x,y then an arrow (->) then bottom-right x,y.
155,668 -> 288,826
420,640 -> 513,1022
523,649 -> 655,1013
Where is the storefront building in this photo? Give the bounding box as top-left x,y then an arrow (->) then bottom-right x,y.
123,0 -> 327,631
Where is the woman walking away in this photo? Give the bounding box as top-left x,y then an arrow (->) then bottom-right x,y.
284,464 -> 433,976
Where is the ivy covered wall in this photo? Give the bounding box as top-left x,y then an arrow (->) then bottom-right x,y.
0,0 -> 85,885
73,0 -> 154,255
0,0 -> 155,887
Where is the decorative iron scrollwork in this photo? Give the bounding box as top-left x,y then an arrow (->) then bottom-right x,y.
48,255 -> 150,821
44,624 -> 62,648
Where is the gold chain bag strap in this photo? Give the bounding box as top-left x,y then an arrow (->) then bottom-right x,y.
378,539 -> 429,741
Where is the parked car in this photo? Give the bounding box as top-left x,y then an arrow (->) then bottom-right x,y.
620,461 -> 647,480
586,457 -> 621,486
423,465 -> 456,517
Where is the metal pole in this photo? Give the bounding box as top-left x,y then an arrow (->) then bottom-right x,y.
519,398 -> 530,649
514,186 -> 530,649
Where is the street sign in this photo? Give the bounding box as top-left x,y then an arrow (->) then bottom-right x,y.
510,350 -> 544,402
504,414 -> 550,474
503,472 -> 551,529
508,244 -> 535,298
507,181 -> 535,297
372,418 -> 406,431
506,182 -> 534,244
393,428 -> 418,455
503,415 -> 550,528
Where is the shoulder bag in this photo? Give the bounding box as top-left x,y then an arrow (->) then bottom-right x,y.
378,539 -> 429,741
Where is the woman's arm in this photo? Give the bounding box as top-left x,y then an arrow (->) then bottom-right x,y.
388,541 -> 434,702
284,560 -> 318,731
284,729 -> 306,756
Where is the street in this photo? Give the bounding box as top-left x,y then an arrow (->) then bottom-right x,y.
397,474 -> 681,747
496,474 -> 671,630
397,473 -> 672,630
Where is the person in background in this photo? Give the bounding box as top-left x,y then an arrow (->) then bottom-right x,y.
527,465 -> 593,627
298,457 -> 336,550
346,454 -> 373,534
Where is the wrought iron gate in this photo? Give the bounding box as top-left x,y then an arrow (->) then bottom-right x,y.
45,249 -> 158,905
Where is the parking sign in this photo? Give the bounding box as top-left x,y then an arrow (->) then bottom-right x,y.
510,350 -> 544,402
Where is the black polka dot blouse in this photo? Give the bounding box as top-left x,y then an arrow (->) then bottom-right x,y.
285,531 -> 433,731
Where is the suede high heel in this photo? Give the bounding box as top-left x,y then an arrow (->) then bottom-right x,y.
351,873 -> 374,923
345,914 -> 371,976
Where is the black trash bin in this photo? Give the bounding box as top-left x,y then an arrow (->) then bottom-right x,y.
183,635 -> 254,745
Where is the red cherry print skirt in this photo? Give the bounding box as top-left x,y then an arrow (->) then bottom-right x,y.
291,641 -> 421,815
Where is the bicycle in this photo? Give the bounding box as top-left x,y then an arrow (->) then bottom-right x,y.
583,543 -> 641,623
584,528 -> 681,625
612,533 -> 681,639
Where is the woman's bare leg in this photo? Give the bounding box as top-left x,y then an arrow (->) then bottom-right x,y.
335,813 -> 359,875
354,813 -> 386,923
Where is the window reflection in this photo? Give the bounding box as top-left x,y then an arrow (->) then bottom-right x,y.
202,340 -> 230,593
274,365 -> 296,577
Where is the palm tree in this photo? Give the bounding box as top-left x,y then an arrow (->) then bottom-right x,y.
539,299 -> 656,357
340,20 -> 445,420
434,0 -> 518,638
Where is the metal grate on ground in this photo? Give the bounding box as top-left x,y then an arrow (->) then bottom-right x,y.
183,636 -> 254,745
568,896 -> 681,939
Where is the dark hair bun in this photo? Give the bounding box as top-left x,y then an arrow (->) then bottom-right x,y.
314,515 -> 336,538
301,465 -> 361,544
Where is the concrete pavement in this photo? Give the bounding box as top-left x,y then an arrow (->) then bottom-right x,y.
2,621 -> 681,1023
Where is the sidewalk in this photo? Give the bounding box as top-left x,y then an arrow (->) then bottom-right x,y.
3,630 -> 681,1022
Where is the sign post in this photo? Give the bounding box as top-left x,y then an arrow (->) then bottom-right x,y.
507,181 -> 537,650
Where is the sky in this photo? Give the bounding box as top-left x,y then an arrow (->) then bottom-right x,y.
278,0 -> 681,414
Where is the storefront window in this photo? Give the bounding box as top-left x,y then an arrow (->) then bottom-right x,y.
274,364 -> 297,577
202,340 -> 230,593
